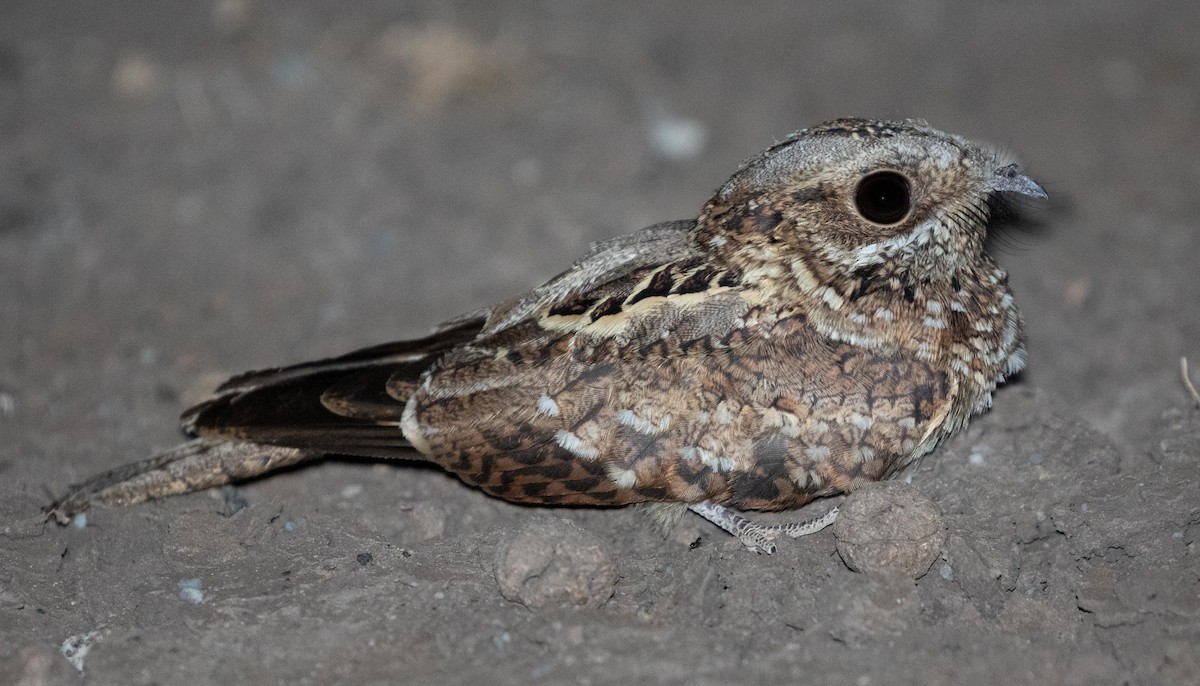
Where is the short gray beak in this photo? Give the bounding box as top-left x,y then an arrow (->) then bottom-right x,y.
991,163 -> 1047,199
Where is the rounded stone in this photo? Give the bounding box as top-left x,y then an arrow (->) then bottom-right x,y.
833,481 -> 947,579
494,518 -> 617,609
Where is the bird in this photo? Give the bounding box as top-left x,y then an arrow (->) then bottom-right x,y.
48,118 -> 1046,553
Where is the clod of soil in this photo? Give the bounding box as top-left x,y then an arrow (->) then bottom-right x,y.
834,480 -> 947,578
494,517 -> 618,609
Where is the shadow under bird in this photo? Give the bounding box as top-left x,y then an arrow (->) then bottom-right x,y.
50,118 -> 1047,553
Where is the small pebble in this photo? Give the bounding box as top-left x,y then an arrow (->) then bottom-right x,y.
61,629 -> 102,673
177,578 -> 205,605
356,552 -> 373,566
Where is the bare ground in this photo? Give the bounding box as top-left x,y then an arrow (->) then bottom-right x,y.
1,2 -> 1198,684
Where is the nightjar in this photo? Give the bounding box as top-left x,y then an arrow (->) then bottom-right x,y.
50,118 -> 1046,553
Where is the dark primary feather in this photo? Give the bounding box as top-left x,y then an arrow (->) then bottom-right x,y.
184,365 -> 415,458
180,315 -> 486,458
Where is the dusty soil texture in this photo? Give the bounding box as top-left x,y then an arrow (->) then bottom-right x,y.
2,2 -> 1198,684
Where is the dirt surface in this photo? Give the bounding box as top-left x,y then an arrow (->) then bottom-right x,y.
2,2 -> 1198,684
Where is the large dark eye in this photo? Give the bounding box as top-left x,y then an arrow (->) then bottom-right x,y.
854,171 -> 912,225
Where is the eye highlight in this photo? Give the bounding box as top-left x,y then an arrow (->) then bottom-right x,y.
854,171 -> 912,225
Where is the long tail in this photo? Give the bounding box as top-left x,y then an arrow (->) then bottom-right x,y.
48,316 -> 487,522
47,439 -> 318,523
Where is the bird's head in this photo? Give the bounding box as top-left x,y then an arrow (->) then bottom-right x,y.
696,118 -> 1046,287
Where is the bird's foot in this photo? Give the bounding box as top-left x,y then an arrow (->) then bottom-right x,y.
687,500 -> 839,554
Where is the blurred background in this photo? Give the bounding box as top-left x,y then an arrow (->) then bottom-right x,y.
2,1 -> 1197,454
1,1 -> 1198,681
